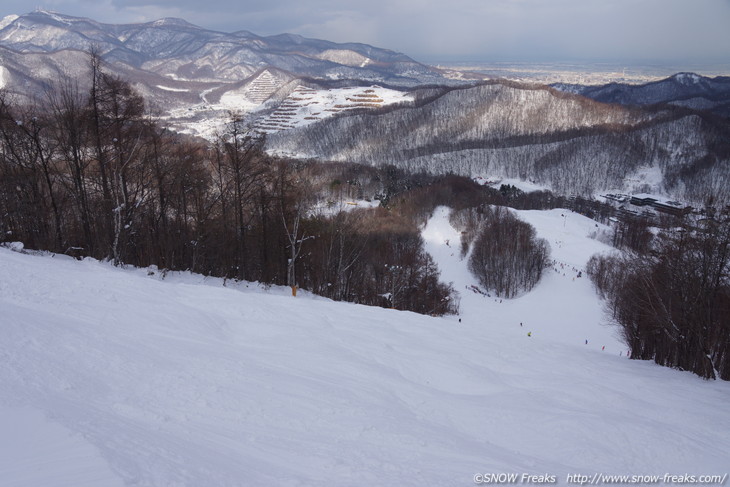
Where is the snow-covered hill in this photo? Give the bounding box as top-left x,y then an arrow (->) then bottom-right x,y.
0,10 -> 445,137
170,79 -> 413,138
0,10 -> 440,84
1,208 -> 729,486
0,11 -> 447,106
265,81 -> 730,204
254,84 -> 412,134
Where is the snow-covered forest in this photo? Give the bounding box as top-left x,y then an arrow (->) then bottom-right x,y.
267,81 -> 730,204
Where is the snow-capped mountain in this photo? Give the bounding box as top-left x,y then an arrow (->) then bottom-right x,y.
0,10 -> 445,88
0,10 -> 451,133
2,10 -> 728,205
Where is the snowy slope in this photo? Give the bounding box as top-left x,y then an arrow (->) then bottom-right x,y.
422,206 -> 622,352
0,407 -> 125,487
167,82 -> 412,140
1,213 -> 729,486
255,85 -> 413,134
0,14 -> 19,31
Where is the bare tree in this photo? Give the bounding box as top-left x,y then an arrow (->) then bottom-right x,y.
47,79 -> 95,254
216,114 -> 268,279
588,215 -> 730,380
0,94 -> 64,251
276,160 -> 314,290
468,206 -> 550,298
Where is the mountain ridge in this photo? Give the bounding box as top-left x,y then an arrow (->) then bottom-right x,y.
0,10 -> 454,134
552,72 -> 730,118
0,10 -> 444,84
2,10 -> 728,205
266,79 -> 730,204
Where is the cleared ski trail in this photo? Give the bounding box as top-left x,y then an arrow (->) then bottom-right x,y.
0,207 -> 728,486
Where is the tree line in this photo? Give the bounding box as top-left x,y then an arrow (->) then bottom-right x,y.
587,215 -> 730,380
0,53 -> 456,316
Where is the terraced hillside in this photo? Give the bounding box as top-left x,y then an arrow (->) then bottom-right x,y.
254,85 -> 412,133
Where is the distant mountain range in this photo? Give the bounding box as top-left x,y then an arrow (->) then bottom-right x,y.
552,73 -> 730,118
1,10 -> 729,204
0,10 -> 455,120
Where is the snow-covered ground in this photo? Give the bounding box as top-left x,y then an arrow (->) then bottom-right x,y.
618,165 -> 665,196
166,81 -> 412,140
423,206 -> 621,351
0,14 -> 19,31
310,197 -> 381,217
0,65 -> 7,90
254,85 -> 413,134
0,407 -> 125,487
1,207 -> 729,486
168,84 -> 413,138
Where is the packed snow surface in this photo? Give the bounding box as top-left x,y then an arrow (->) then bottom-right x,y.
1,208 -> 729,486
0,407 -> 125,487
423,206 -> 623,351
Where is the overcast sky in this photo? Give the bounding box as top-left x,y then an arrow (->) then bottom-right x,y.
1,0 -> 729,65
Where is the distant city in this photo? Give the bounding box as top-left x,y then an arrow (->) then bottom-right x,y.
434,61 -> 730,84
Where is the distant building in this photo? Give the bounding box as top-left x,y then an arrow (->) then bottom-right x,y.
629,196 -> 658,207
629,196 -> 692,216
651,201 -> 692,216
